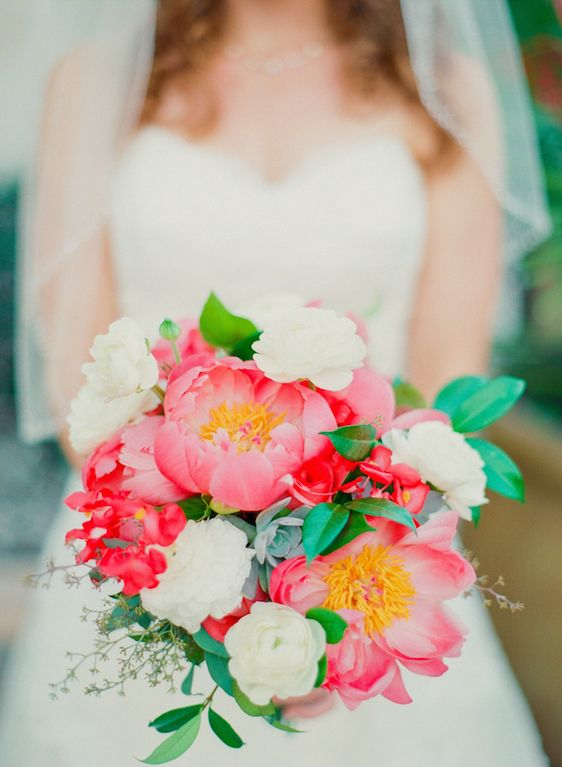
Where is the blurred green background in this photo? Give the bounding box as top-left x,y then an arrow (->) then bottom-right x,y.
502,0 -> 562,421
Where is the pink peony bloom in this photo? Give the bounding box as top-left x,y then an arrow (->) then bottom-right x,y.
324,367 -> 395,435
269,510 -> 475,707
81,417 -> 185,506
119,416 -> 186,504
152,317 -> 214,376
324,610 -> 410,709
154,355 -> 337,511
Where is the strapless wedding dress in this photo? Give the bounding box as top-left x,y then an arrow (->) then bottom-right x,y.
0,127 -> 548,766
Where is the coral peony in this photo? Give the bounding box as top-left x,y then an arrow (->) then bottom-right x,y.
324,367 -> 395,435
270,510 -> 475,707
154,355 -> 337,511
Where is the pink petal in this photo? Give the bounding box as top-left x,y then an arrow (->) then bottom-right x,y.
381,665 -> 413,704
390,408 -> 450,431
209,450 -> 281,511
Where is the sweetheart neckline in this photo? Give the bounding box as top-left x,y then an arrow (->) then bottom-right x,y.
128,124 -> 423,189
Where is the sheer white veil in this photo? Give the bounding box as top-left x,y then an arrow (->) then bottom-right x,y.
16,0 -> 551,444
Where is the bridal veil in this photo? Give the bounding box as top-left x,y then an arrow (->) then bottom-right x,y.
15,0 -> 551,443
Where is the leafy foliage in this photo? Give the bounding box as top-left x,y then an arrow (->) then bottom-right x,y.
305,607 -> 348,643
467,438 -> 525,502
320,424 -> 377,461
208,708 -> 244,749
302,502 -> 350,562
142,713 -> 201,764
199,292 -> 258,351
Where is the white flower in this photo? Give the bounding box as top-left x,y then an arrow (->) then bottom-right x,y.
225,602 -> 326,705
382,421 -> 488,520
237,293 -> 306,330
67,384 -> 154,454
82,317 -> 159,400
252,306 -> 366,391
140,518 -> 254,634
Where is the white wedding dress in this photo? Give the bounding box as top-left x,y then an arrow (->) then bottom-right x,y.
0,127 -> 548,766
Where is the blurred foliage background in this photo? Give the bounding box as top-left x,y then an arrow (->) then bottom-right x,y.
504,0 -> 562,420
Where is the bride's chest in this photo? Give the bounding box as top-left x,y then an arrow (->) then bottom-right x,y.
109,127 -> 427,324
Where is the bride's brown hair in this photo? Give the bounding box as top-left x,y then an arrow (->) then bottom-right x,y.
142,0 -> 433,136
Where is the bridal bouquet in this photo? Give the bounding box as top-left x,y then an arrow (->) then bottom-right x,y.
63,293 -> 526,763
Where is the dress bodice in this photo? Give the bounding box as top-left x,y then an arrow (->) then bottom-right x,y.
109,125 -> 427,376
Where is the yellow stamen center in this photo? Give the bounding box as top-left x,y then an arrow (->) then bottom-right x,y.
323,544 -> 415,637
134,508 -> 146,521
200,401 -> 285,453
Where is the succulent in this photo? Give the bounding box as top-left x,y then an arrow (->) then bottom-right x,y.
234,498 -> 309,597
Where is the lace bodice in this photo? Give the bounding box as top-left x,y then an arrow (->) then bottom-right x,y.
110,126 -> 427,376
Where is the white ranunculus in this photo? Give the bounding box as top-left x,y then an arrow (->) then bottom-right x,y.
237,293 -> 306,330
67,384 -> 154,454
252,306 -> 366,391
140,518 -> 254,634
82,317 -> 159,400
225,602 -> 326,705
382,421 -> 488,520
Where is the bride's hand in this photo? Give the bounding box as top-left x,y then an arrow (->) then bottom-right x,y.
274,688 -> 335,720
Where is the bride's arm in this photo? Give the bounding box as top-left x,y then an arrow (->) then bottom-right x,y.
33,52 -> 118,468
407,147 -> 503,400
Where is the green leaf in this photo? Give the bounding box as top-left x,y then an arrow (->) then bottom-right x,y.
302,503 -> 350,562
181,666 -> 195,696
346,498 -> 416,530
471,506 -> 481,527
321,513 -> 373,555
230,331 -> 262,361
178,496 -> 208,521
433,376 -> 488,417
142,714 -> 201,764
232,682 -> 276,717
305,608 -> 348,644
451,376 -> 526,433
393,382 -> 427,410
206,652 -> 234,696
181,633 -> 205,666
199,293 -> 258,350
320,424 -> 377,461
192,627 -> 229,658
466,438 -> 525,502
208,708 -> 244,749
314,654 -> 328,687
148,705 -> 202,734
266,718 -> 305,733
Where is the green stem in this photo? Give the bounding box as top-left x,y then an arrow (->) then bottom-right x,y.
203,684 -> 219,710
171,340 -> 181,366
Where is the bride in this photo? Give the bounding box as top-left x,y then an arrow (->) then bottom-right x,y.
1,0 -> 551,765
